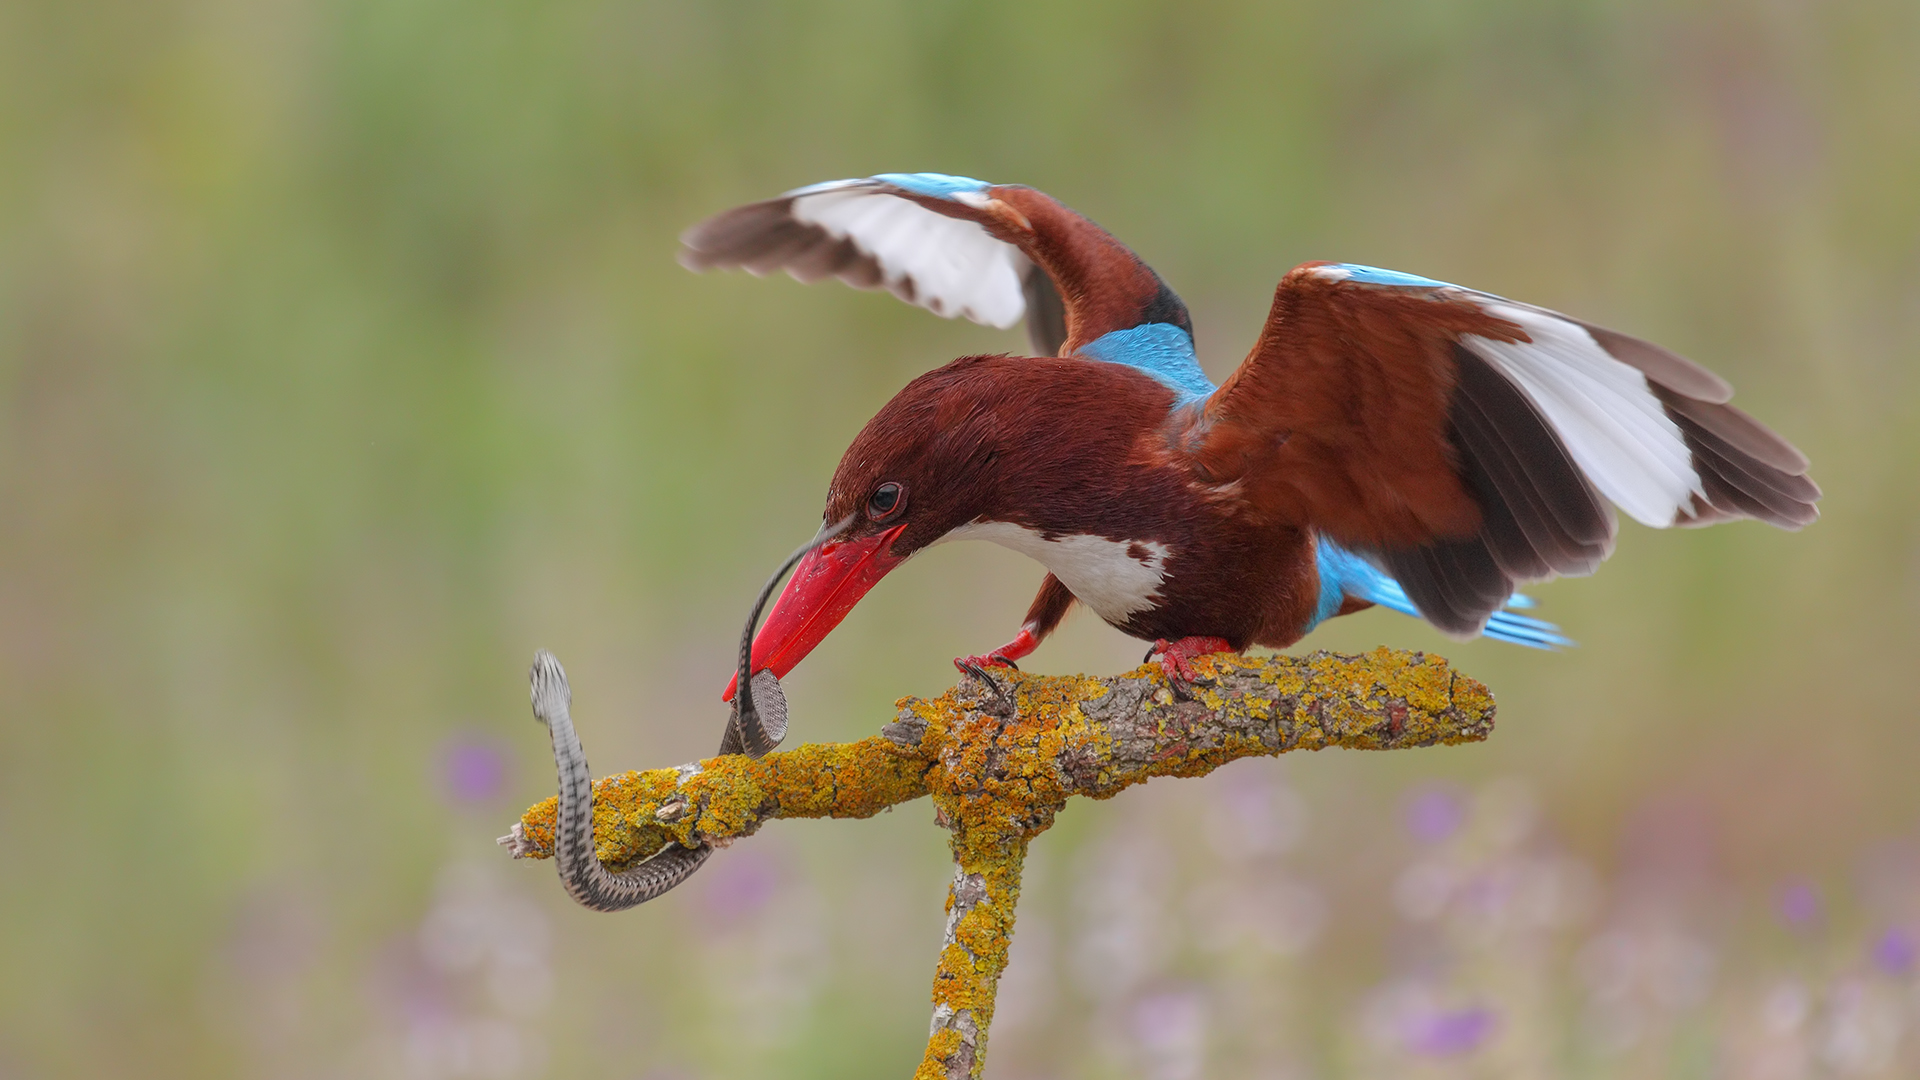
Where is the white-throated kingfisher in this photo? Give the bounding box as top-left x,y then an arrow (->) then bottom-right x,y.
683,173 -> 1818,699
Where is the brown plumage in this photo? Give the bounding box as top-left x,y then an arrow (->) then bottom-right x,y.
683,175 -> 1818,693
823,355 -> 1322,650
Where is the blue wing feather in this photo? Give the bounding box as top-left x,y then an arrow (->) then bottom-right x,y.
768,173 -> 1220,399
1326,263 -> 1456,289
1311,537 -> 1572,649
869,172 -> 992,199
1078,324 -> 1216,405
863,175 -> 1218,403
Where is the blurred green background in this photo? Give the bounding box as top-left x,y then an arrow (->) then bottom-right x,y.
3,0 -> 1918,1077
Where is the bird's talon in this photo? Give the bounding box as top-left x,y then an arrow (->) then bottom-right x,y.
1146,636 -> 1234,690
956,661 -> 1015,713
954,652 -> 1018,672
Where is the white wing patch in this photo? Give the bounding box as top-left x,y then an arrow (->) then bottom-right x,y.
1461,302 -> 1704,528
786,184 -> 1029,328
938,521 -> 1171,622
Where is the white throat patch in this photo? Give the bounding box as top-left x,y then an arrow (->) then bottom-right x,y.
938,520 -> 1171,622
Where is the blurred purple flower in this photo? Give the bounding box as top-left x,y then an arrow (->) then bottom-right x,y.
700,849 -> 782,929
1130,988 -> 1209,1080
1775,880 -> 1822,931
1203,768 -> 1306,858
1132,988 -> 1207,1047
1871,927 -> 1916,976
369,931 -> 457,1028
1404,787 -> 1464,844
1405,1006 -> 1498,1056
442,736 -> 509,804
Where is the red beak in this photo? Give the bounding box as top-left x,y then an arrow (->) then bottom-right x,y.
722,523 -> 909,701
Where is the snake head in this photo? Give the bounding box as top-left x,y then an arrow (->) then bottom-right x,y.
530,650 -> 571,728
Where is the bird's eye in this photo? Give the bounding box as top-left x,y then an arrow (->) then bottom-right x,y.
868,482 -> 905,520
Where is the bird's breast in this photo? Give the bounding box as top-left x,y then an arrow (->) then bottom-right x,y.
939,520 -> 1172,624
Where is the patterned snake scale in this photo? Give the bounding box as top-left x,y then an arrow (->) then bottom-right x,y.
513,517 -> 852,911
527,650 -> 714,911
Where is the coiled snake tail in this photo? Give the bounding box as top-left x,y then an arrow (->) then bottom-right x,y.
511,517 -> 855,910
524,650 -> 711,911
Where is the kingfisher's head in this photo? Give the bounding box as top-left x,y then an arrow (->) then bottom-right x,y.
721,356 -> 1020,700
720,353 -> 1174,700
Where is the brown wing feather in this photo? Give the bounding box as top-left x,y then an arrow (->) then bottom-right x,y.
1188,264 -> 1606,637
984,187 -> 1193,353
1188,263 -> 1529,549
1447,346 -> 1614,577
1189,261 -> 1816,638
680,180 -> 1191,359
1021,262 -> 1070,356
680,199 -> 889,289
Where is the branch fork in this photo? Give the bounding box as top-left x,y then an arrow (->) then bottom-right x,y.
505,648 -> 1494,1079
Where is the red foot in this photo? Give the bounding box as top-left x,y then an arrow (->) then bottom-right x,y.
954,625 -> 1040,673
1148,636 -> 1236,684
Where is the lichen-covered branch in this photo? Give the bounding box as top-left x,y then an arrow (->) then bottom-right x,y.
506,647 -> 1495,1079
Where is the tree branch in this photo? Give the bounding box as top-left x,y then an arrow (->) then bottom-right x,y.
504,648 -> 1494,1079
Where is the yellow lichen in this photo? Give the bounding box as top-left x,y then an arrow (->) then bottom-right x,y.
513,735 -> 934,863
512,650 -> 1494,1080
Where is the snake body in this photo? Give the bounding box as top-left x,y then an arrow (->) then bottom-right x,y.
726,515 -> 851,757
529,650 -> 711,910
718,670 -> 788,757
520,517 -> 849,911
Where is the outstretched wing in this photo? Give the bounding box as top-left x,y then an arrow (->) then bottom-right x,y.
1190,262 -> 1819,637
679,173 -> 1187,367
